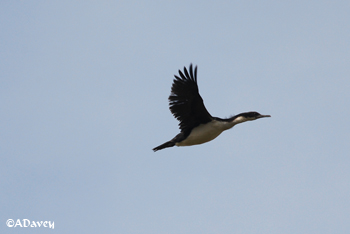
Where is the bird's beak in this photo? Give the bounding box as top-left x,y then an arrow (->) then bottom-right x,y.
258,114 -> 271,118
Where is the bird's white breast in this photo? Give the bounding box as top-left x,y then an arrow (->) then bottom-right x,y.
176,120 -> 228,146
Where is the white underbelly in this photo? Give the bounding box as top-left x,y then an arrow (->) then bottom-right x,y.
176,121 -> 226,146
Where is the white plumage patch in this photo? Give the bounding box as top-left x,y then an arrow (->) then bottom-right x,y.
176,120 -> 231,146
232,116 -> 245,124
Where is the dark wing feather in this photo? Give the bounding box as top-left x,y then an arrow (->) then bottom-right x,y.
169,64 -> 212,134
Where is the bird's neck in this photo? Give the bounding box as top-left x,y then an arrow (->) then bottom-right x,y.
230,116 -> 249,125
215,115 -> 250,130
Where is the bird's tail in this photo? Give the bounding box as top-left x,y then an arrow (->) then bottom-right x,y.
153,141 -> 175,152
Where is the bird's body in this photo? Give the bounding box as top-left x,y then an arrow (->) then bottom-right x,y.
176,119 -> 227,146
153,64 -> 270,152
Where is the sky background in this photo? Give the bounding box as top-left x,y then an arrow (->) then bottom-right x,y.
1,1 -> 350,233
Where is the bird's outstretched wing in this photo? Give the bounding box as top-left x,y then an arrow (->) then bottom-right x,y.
169,64 -> 213,134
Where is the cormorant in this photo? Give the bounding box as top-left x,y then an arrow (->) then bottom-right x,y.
153,64 -> 270,151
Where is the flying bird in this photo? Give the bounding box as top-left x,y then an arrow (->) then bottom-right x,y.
153,64 -> 270,151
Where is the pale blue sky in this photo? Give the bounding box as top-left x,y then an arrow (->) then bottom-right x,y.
1,1 -> 350,233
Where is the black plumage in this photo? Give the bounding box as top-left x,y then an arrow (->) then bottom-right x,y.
169,64 -> 212,136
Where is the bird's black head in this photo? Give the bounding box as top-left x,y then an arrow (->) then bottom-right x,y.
238,111 -> 271,120
229,111 -> 271,124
